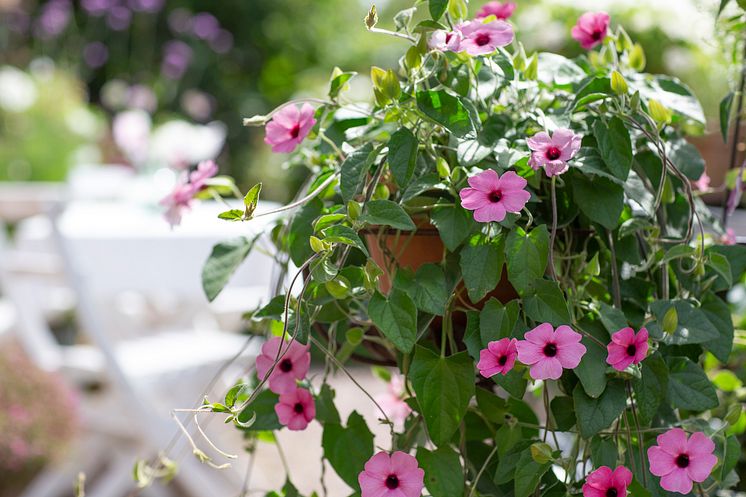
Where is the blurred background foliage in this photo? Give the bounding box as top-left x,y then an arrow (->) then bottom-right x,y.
0,0 -> 735,200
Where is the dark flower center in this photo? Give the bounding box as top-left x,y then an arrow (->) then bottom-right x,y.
289,123 -> 301,139
591,30 -> 604,41
293,402 -> 304,414
279,358 -> 293,373
489,190 -> 502,203
498,355 -> 508,366
626,344 -> 637,357
475,33 -> 491,46
385,475 -> 399,489
543,343 -> 558,357
676,454 -> 690,468
445,32 -> 454,43
606,489 -> 618,497
545,146 -> 562,160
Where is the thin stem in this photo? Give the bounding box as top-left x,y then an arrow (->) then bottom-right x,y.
549,176 -> 559,280
367,27 -> 416,42
252,173 -> 340,220
467,444 -> 499,497
607,230 -> 622,309
623,409 -> 637,477
627,380 -> 647,487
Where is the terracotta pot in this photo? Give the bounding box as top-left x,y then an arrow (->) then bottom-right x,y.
364,225 -> 518,306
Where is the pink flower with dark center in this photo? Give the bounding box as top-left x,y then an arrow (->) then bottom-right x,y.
264,103 -> 316,153
274,387 -> 315,431
359,451 -> 425,497
459,170 -> 531,223
606,327 -> 648,371
693,172 -> 710,192
477,338 -> 518,377
571,12 -> 610,50
255,337 -> 311,395
516,323 -> 587,380
374,374 -> 412,429
458,19 -> 514,56
582,466 -> 633,497
648,428 -> 717,494
189,160 -> 218,190
527,128 -> 582,177
429,29 -> 463,52
476,1 -> 517,20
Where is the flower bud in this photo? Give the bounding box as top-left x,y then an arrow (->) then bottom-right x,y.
524,53 -> 538,81
345,327 -> 364,346
530,443 -> 553,464
371,66 -> 401,106
347,200 -> 362,220
436,157 -> 451,179
373,183 -> 390,200
610,71 -> 628,95
661,307 -> 678,335
310,236 -> 327,253
629,43 -> 646,71
648,99 -> 672,125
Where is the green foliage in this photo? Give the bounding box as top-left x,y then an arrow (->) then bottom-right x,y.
322,412 -> 374,490
202,236 -> 255,301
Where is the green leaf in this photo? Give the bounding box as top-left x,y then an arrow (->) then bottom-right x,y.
479,298 -> 519,343
505,225 -> 550,295
413,264 -> 449,316
340,143 -> 376,202
460,236 -> 505,303
514,449 -> 551,497
388,127 -> 418,187
494,368 -> 528,399
668,141 -> 705,180
429,0 -> 448,19
590,436 -> 619,469
523,279 -> 571,326
550,396 -> 576,431
329,70 -> 356,99
409,347 -> 475,446
316,384 -> 341,424
368,290 -> 418,353
593,117 -> 633,180
202,237 -> 254,302
667,357 -> 719,411
706,251 -> 733,288
289,198 -> 323,266
648,300 -> 720,345
321,225 -> 369,256
416,90 -> 476,138
597,302 -> 628,335
218,209 -> 245,221
718,0 -> 733,17
572,173 -> 624,229
574,318 -> 611,398
574,380 -> 627,438
360,199 -> 416,231
243,182 -> 262,219
633,353 -> 669,425
237,389 -> 281,431
416,447 -> 464,497
700,292 -> 735,363
721,92 -> 735,142
431,204 -> 473,251
322,411 -> 374,490
720,435 -> 740,479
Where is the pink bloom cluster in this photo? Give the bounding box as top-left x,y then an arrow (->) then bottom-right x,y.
159,159 -> 218,227
255,337 -> 315,431
264,103 -> 316,153
476,1 -> 516,20
528,128 -> 582,177
429,19 -> 514,56
648,428 -> 717,494
359,451 -> 424,497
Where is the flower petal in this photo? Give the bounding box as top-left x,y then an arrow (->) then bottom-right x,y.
648,446 -> 676,477
529,357 -> 564,380
467,169 -> 500,192
657,428 -> 689,457
659,468 -> 693,494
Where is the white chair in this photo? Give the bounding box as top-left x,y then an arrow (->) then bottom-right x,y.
0,204 -> 274,497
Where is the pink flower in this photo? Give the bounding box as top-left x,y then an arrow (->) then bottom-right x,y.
477,338 -> 518,377
374,374 -> 412,428
255,337 -> 311,394
159,160 -> 218,227
571,12 -> 610,50
582,466 -> 633,497
459,170 -> 531,223
721,228 -> 736,245
648,429 -> 717,494
606,327 -> 649,372
429,29 -> 463,52
527,128 -> 582,177
264,103 -> 316,153
274,387 -> 315,431
516,323 -> 587,380
693,172 -> 711,192
458,19 -> 514,56
476,1 -> 517,20
358,451 -> 424,497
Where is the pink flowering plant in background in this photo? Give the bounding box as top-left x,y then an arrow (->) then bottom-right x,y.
140,2 -> 746,496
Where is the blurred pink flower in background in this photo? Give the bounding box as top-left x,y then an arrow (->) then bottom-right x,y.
458,19 -> 514,56
374,374 -> 412,428
264,103 -> 317,153
721,228 -> 737,245
159,160 -> 219,227
476,1 -> 517,20
571,12 -> 610,50
112,109 -> 152,165
83,41 -> 109,69
693,172 -> 711,191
